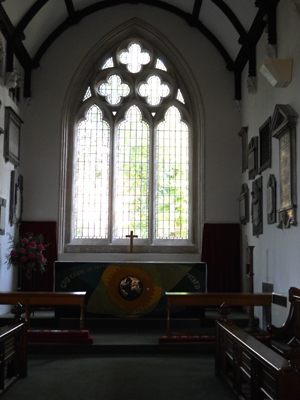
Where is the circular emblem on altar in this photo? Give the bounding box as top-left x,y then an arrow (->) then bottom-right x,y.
118,276 -> 143,301
94,264 -> 163,317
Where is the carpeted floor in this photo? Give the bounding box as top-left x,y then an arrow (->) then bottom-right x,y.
2,354 -> 237,400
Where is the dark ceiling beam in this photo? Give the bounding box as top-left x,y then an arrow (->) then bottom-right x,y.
65,0 -> 75,16
233,0 -> 280,100
0,5 -> 32,70
258,0 -> 280,46
191,0 -> 202,25
33,0 -> 233,70
211,0 -> 247,42
15,0 -> 50,38
0,5 -> 34,97
234,8 -> 268,74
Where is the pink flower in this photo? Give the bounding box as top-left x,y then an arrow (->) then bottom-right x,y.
10,249 -> 17,258
21,248 -> 27,254
20,256 -> 28,263
37,244 -> 44,251
37,254 -> 44,262
22,238 -> 29,245
30,241 -> 36,247
26,245 -> 32,250
28,252 -> 36,260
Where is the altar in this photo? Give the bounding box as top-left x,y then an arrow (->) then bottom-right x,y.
54,262 -> 206,318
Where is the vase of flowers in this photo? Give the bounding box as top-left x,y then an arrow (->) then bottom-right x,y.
6,233 -> 50,280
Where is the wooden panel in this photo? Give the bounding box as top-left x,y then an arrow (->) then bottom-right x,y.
0,322 -> 26,396
216,320 -> 300,400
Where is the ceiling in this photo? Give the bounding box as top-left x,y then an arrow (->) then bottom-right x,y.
0,0 -> 280,98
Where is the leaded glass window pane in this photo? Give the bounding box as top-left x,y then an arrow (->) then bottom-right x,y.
156,106 -> 189,239
156,59 -> 167,71
176,89 -> 185,104
115,105 -> 150,238
75,105 -> 110,238
102,57 -> 114,69
83,87 -> 92,101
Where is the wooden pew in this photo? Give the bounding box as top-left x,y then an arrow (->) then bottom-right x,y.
0,292 -> 86,329
215,319 -> 300,400
165,292 -> 272,336
0,303 -> 27,398
268,286 -> 300,359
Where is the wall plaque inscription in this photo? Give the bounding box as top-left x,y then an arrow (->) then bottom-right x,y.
239,183 -> 249,225
271,104 -> 298,229
267,174 -> 276,224
251,176 -> 263,237
248,137 -> 258,180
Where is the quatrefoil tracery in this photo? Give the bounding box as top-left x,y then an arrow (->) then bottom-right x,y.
119,43 -> 150,73
138,75 -> 170,106
98,74 -> 130,105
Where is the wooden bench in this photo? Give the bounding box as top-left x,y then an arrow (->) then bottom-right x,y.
268,286 -> 300,359
216,319 -> 300,400
0,303 -> 27,398
0,292 -> 86,329
165,292 -> 273,336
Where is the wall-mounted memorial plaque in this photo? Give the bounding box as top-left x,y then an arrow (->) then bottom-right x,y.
0,197 -> 6,235
248,137 -> 258,180
271,104 -> 298,229
238,127 -> 248,172
259,117 -> 272,173
251,176 -> 263,237
239,183 -> 249,225
9,170 -> 23,224
267,174 -> 276,224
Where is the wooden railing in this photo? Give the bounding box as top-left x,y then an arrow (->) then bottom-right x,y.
0,303 -> 27,398
165,292 -> 273,336
0,292 -> 86,329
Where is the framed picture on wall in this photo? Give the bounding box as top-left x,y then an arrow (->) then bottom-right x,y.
238,183 -> 249,225
9,170 -> 23,224
4,107 -> 23,167
248,137 -> 258,180
0,197 -> 6,235
259,116 -> 272,173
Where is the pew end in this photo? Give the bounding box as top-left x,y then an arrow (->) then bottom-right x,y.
268,287 -> 300,359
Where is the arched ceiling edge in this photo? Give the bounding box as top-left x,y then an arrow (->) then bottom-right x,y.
0,0 -> 280,99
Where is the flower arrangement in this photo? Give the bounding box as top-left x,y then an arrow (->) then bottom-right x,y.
6,233 -> 50,279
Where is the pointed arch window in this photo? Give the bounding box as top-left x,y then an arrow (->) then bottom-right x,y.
65,38 -> 200,254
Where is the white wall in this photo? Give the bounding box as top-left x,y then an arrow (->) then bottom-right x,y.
240,2 -> 300,324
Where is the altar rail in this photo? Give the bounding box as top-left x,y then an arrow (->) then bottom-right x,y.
215,319 -> 300,399
0,292 -> 86,329
165,292 -> 273,336
0,310 -> 27,398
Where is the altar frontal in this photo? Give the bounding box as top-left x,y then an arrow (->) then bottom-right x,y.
55,262 -> 206,318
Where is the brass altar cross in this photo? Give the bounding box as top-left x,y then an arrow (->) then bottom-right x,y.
126,230 -> 138,253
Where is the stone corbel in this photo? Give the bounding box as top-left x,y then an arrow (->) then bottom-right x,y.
0,39 -> 5,60
5,69 -> 20,89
